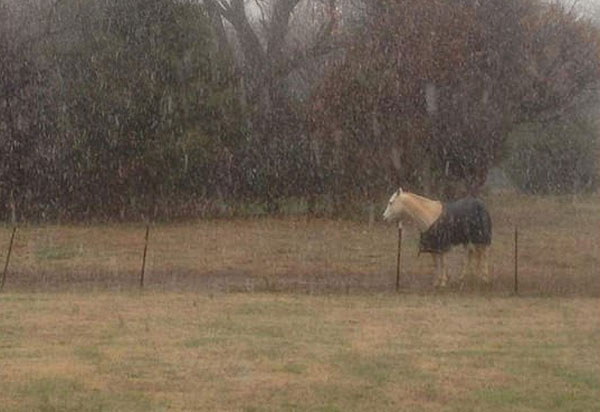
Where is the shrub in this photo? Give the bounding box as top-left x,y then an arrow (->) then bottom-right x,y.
504,118 -> 597,194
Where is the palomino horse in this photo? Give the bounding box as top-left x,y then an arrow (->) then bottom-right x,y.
383,188 -> 492,288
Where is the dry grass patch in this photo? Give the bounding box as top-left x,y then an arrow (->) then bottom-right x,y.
0,292 -> 598,411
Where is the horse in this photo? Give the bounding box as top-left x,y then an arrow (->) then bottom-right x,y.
383,188 -> 492,288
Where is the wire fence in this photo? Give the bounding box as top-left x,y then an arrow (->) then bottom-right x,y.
1,214 -> 598,296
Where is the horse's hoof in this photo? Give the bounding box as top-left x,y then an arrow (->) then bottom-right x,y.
434,280 -> 448,289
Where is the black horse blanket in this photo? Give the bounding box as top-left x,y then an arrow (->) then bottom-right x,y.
419,197 -> 492,253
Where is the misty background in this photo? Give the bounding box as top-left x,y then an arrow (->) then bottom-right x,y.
1,0 -> 599,222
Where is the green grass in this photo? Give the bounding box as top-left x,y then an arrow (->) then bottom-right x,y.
16,376 -> 158,412
0,292 -> 598,411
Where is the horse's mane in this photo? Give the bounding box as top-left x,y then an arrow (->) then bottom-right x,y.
399,191 -> 443,230
404,191 -> 438,204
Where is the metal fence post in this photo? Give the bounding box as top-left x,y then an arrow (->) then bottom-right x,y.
514,226 -> 518,295
1,227 -> 17,292
140,225 -> 150,288
396,223 -> 403,292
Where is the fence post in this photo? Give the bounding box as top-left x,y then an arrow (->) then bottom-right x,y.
514,226 -> 518,295
140,225 -> 150,288
1,227 -> 17,292
396,223 -> 403,292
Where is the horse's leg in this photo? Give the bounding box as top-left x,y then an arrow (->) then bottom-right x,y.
459,244 -> 475,286
459,246 -> 468,284
441,252 -> 449,287
432,254 -> 441,287
469,244 -> 488,284
475,245 -> 490,284
433,253 -> 449,288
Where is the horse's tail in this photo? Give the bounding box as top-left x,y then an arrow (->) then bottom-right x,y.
475,199 -> 492,245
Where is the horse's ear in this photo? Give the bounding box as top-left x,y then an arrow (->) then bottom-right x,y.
397,187 -> 403,195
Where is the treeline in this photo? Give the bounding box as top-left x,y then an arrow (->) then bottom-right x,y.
1,0 -> 599,221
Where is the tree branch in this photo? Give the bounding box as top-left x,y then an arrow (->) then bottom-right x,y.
273,0 -> 340,78
207,0 -> 267,75
267,0 -> 302,60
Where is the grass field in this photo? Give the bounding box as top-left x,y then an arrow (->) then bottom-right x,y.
0,292 -> 598,411
0,192 -> 598,295
0,193 -> 599,410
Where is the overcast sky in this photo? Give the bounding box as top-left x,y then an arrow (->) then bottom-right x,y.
575,0 -> 600,13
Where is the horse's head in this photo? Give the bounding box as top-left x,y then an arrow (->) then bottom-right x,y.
383,187 -> 404,222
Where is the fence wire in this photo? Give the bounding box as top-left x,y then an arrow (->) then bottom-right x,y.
0,213 -> 598,296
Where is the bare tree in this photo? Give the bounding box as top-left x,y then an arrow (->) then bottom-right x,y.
206,0 -> 338,110
204,0 -> 341,210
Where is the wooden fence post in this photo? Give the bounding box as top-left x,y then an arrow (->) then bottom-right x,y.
1,227 -> 17,292
396,223 -> 403,292
140,225 -> 150,288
